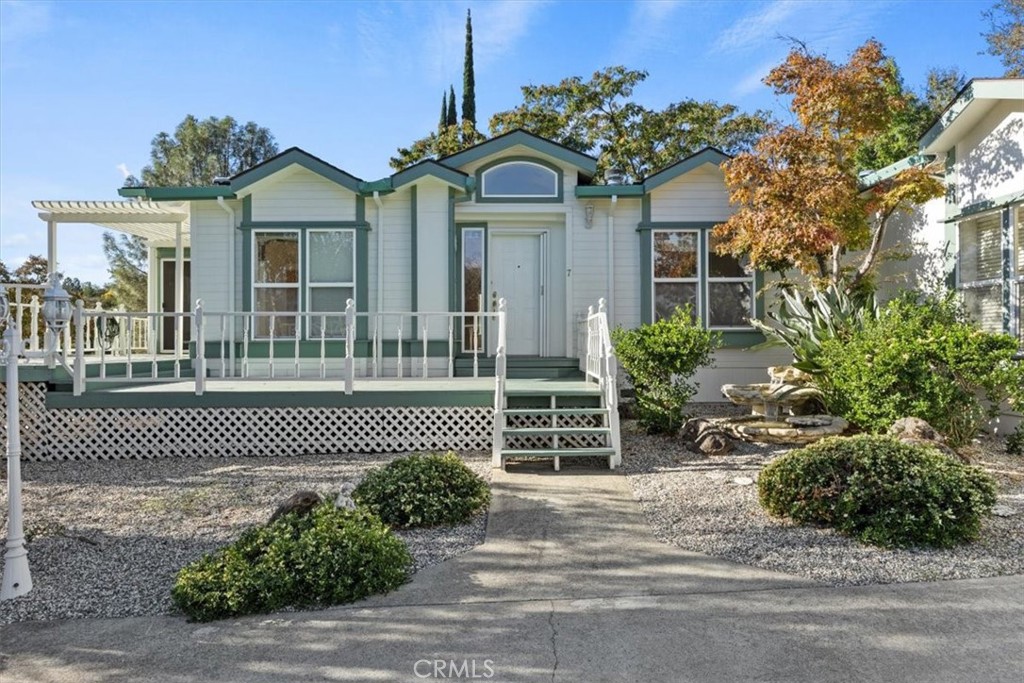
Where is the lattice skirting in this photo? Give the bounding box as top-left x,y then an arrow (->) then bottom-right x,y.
2,382 -> 493,461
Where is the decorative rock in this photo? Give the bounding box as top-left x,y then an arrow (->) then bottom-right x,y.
720,383 -> 821,416
767,366 -> 813,385
889,417 -> 945,444
268,490 -> 322,524
991,504 -> 1018,518
697,431 -> 734,456
335,482 -> 357,510
733,476 -> 755,486
717,414 -> 848,445
681,417 -> 735,455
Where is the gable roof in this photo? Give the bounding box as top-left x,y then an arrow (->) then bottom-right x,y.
230,147 -> 364,194
438,129 -> 598,174
920,78 -> 1024,153
641,147 -> 732,192
390,159 -> 471,190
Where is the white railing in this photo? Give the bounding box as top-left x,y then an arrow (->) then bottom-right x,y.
490,299 -> 507,467
584,298 -> 622,468
70,298 -> 510,397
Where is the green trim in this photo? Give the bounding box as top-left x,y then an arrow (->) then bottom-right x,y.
239,221 -> 371,230
944,147 -> 957,220
637,221 -> 722,231
241,230 -> 252,312
410,185 -> 418,312
857,154 -> 935,191
439,129 -> 598,174
231,147 -> 362,193
1002,206 -> 1013,334
639,228 -> 653,325
242,195 -> 253,224
943,192 -> 1024,223
921,79 -> 1024,151
356,195 -> 365,224
356,221 -> 369,339
643,148 -> 730,192
641,195 -> 651,224
117,186 -> 235,200
392,161 -> 470,190
454,221 -> 488,347
474,156 -> 564,204
719,330 -> 767,349
448,189 -> 457,312
575,185 -> 645,198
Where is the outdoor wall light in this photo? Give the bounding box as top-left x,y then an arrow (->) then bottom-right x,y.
584,203 -> 595,229
42,272 -> 72,333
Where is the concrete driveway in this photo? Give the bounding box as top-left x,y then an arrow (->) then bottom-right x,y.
2,464 -> 1022,682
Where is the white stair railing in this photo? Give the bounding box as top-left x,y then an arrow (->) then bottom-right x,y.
586,298 -> 622,468
491,298 -> 507,468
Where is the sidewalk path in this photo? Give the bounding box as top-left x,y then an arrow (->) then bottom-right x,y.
2,464 -> 1021,682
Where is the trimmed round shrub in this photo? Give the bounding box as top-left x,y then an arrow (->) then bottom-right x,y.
758,435 -> 997,548
353,452 -> 490,528
172,504 -> 411,622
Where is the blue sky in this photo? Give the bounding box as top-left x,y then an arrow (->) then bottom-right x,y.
0,0 -> 1006,284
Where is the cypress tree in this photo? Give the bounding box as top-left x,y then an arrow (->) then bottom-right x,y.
446,84 -> 458,126
462,9 -> 476,125
439,91 -> 448,132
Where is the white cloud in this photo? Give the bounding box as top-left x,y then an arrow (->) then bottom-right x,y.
116,163 -> 132,180
612,0 -> 689,64
714,0 -> 801,53
732,60 -> 777,97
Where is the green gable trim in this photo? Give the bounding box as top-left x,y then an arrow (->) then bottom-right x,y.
392,161 -> 470,190
474,155 -> 564,204
118,186 -> 235,200
410,185 -> 418,312
242,195 -> 253,224
359,179 -> 394,194
858,154 -> 935,191
920,79 -> 1024,151
238,221 -> 371,230
638,228 -> 653,325
231,147 -> 363,194
641,195 -> 651,224
643,148 -> 731,192
575,185 -> 645,198
439,129 -> 598,174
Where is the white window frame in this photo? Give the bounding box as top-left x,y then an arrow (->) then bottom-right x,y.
706,232 -> 756,330
956,210 -> 1006,335
305,228 -> 356,340
652,229 -> 701,322
480,161 -> 559,199
252,229 -> 301,339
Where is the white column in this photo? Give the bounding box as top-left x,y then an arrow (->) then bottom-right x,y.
46,221 -> 57,274
175,221 -> 184,355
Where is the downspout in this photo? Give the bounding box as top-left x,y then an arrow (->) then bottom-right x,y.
216,197 -> 236,377
373,191 -> 384,314
607,195 -> 617,324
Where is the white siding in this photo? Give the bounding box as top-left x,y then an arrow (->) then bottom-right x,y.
189,200 -> 237,314
249,166 -> 357,222
956,100 -> 1024,209
416,180 -> 450,332
381,188 -> 412,312
649,165 -> 732,222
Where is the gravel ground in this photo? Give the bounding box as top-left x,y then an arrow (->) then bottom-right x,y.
0,452 -> 491,624
623,413 -> 1024,586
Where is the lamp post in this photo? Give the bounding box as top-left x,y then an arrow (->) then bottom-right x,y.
1,274 -> 71,600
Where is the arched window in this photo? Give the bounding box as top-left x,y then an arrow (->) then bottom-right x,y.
479,161 -> 559,200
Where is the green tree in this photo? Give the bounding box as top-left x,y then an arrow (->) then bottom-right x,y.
139,114 -> 278,186
489,66 -> 771,181
446,85 -> 458,127
982,0 -> 1024,77
13,254 -> 49,284
924,67 -> 967,114
462,9 -> 476,126
101,233 -> 148,311
440,91 -> 449,131
0,260 -> 12,283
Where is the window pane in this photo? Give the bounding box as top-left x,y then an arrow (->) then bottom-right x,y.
482,162 -> 557,196
463,229 -> 484,349
654,282 -> 697,321
962,284 -> 1004,334
959,215 -> 1002,282
654,231 -> 698,278
254,287 -> 298,337
708,282 -> 753,327
309,286 -> 353,337
309,231 -> 354,283
256,233 -> 298,284
708,232 -> 748,277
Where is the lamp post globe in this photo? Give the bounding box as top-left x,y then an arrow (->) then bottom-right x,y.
42,272 -> 71,334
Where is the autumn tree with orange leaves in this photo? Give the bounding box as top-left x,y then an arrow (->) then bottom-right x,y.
714,40 -> 944,293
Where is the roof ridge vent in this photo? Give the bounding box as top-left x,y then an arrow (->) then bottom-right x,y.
604,168 -> 625,185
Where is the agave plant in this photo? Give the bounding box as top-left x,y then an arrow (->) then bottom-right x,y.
751,283 -> 878,375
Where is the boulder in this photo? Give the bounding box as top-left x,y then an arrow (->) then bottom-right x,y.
681,417 -> 735,455
767,366 -> 813,386
335,482 -> 357,510
888,417 -> 961,460
697,431 -> 734,455
268,490 -> 322,524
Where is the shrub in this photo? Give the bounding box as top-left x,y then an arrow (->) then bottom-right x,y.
611,306 -> 719,434
352,452 -> 490,528
759,435 -> 997,548
1007,423 -> 1024,456
172,504 -> 410,622
816,293 -> 1023,447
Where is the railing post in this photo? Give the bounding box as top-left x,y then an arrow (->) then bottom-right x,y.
491,298 -> 507,469
73,300 -> 85,396
344,298 -> 355,395
194,299 -> 205,396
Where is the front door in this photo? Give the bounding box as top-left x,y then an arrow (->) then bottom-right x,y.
489,232 -> 545,356
161,260 -> 192,352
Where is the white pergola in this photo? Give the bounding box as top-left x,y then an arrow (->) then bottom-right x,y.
31,200 -> 192,349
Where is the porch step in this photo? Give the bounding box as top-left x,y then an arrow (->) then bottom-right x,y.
501,448 -> 616,458
504,407 -> 608,416
454,356 -> 583,379
503,427 -> 611,437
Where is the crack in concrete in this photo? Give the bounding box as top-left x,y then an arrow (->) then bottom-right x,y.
547,600 -> 559,682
